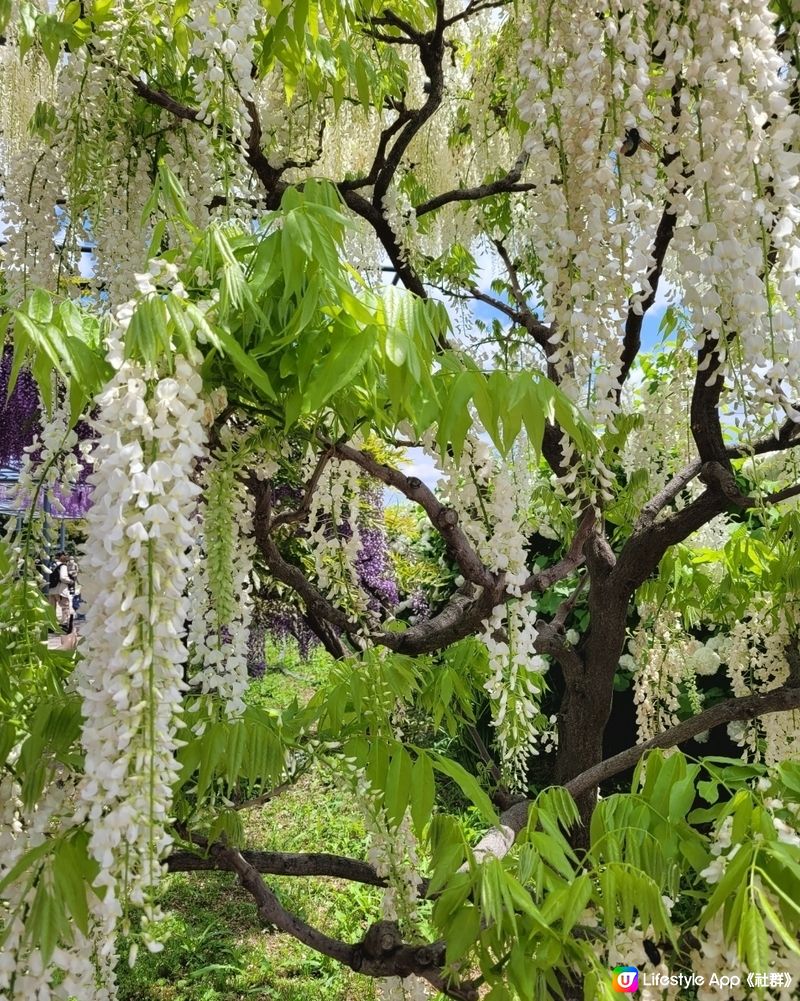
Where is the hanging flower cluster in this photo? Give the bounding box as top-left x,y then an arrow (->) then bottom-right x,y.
354,481 -> 400,612
187,434 -> 255,720
426,430 -> 534,592
482,596 -> 551,789
1,102 -> 73,306
0,348 -> 41,468
627,606 -> 726,741
421,429 -> 556,783
516,0 -> 665,424
516,0 -> 800,431
75,321 -> 207,951
665,0 -> 800,428
0,18 -> 52,155
252,599 -> 319,667
4,386 -> 88,640
187,0 -> 264,137
94,150 -> 159,305
552,429 -> 617,516
628,609 -> 685,740
357,773 -> 426,1001
692,796 -> 800,1001
0,768 -> 117,1001
723,603 -> 799,764
307,455 -> 367,614
11,389 -> 80,521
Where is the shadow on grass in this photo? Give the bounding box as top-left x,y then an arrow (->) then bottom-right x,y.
118,867 -> 378,1001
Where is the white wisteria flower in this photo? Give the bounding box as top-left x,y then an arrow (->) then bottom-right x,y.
75,321 -> 207,953
187,432 -> 256,722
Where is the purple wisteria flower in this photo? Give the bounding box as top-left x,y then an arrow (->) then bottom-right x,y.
0,347 -> 40,468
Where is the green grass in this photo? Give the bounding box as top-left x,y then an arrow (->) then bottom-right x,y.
118,641 -> 379,1001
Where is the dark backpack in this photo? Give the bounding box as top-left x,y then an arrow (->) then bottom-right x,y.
49,565 -> 62,589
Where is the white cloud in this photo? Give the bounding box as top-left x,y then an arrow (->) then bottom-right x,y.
400,446 -> 441,488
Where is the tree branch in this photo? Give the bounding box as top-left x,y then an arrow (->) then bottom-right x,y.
332,442 -> 497,589
633,413 -> 800,532
732,415 -> 800,457
371,10 -> 447,207
565,681 -> 800,800
341,187 -> 429,300
231,779 -> 296,811
633,458 -> 703,532
617,201 -> 677,392
490,239 -> 529,311
443,0 -> 513,25
489,238 -> 556,358
258,530 -> 357,634
360,27 -> 420,44
614,484 -> 725,591
522,509 -> 593,594
469,682 -> 800,862
210,843 -> 477,1000
242,97 -> 287,200
690,336 -> 729,465
128,76 -> 200,123
250,478 -> 357,637
415,155 -> 534,217
369,10 -> 423,41
616,78 -> 683,395
270,447 -> 336,530
376,581 -> 504,655
761,480 -> 800,505
458,284 -> 522,323
166,846 -> 387,886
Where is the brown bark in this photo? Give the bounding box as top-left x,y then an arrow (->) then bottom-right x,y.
553,534 -> 627,832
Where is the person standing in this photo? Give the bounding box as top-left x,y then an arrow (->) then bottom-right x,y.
66,553 -> 81,617
48,552 -> 73,634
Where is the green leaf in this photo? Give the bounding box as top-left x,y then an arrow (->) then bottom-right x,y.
125,296 -> 169,367
668,770 -> 699,820
559,873 -> 592,934
0,722 -> 17,766
698,780 -> 719,804
436,370 -> 477,462
13,310 -> 66,387
530,831 -> 575,880
700,843 -> 753,925
385,745 -> 412,827
0,0 -> 13,34
215,327 -> 275,400
778,762 -> 800,796
410,752 -> 435,836
757,888 -> 800,957
739,904 -> 770,975
0,839 -> 53,896
304,326 -> 375,411
480,857 -> 512,933
28,288 -> 53,324
432,755 -> 498,825
27,882 -> 59,963
445,904 -> 481,965
678,834 -> 709,873
53,833 -> 92,936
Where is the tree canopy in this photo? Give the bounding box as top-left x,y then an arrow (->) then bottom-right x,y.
1,1 -> 800,999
